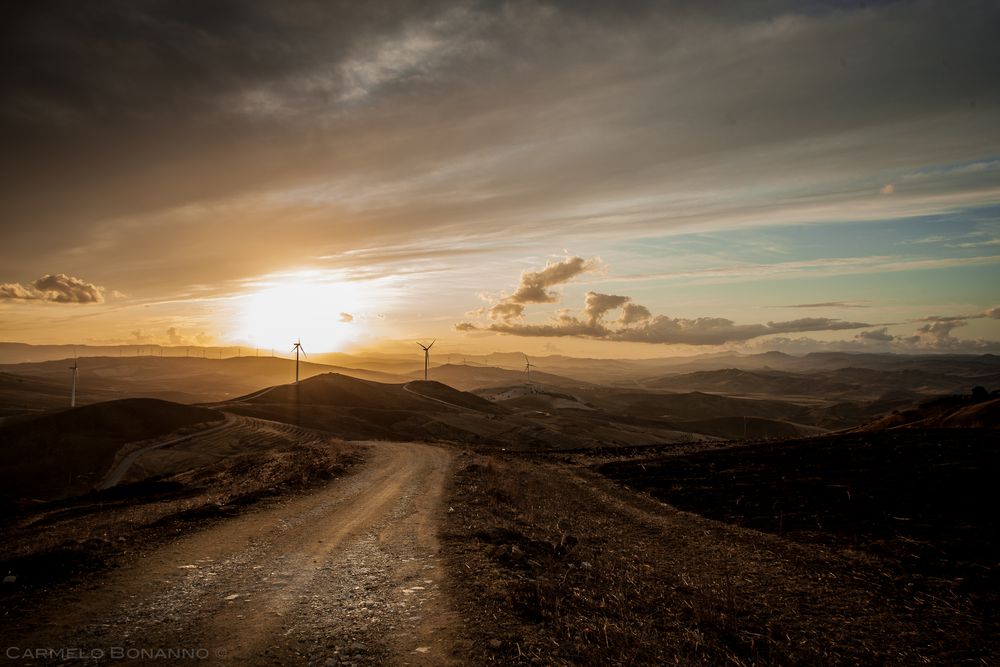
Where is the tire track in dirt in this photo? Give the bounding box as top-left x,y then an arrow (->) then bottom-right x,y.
5,442 -> 464,666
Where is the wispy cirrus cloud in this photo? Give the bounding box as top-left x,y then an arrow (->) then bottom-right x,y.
783,301 -> 870,309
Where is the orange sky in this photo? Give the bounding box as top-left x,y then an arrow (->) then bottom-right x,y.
2,2 -> 999,356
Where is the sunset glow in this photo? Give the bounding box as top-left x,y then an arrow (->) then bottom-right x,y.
234,274 -> 366,352
2,5 -> 999,663
0,2 -> 998,355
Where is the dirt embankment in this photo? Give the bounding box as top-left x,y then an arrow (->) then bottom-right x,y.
0,416 -> 361,601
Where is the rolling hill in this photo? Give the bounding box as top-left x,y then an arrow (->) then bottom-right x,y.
224,373 -> 703,450
645,366 -> 993,401
860,395 -> 1000,431
0,399 -> 224,501
0,356 -> 410,406
0,371 -> 122,417
404,363 -> 590,391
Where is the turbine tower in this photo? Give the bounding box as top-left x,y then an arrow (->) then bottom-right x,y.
292,339 -> 306,384
524,354 -> 535,382
69,356 -> 79,407
417,340 -> 435,381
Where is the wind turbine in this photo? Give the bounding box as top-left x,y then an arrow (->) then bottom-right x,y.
292,339 -> 306,384
69,355 -> 79,408
523,354 -> 536,382
417,340 -> 435,381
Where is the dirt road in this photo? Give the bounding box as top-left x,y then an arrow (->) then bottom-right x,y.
5,443 -> 463,666
98,414 -> 238,490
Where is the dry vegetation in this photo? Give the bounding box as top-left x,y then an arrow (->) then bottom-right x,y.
0,422 -> 362,614
443,455 -> 774,665
442,452 -> 999,665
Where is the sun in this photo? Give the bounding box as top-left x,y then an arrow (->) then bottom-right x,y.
234,274 -> 366,352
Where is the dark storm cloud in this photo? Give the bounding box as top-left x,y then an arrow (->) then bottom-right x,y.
2,1 -> 999,290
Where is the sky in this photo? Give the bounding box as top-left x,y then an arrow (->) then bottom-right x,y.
1,0 -> 999,357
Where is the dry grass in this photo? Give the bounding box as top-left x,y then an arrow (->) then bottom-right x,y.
442,455 -> 771,665
442,452 -> 998,665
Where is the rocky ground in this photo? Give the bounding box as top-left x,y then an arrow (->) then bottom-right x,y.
1,443 -> 464,666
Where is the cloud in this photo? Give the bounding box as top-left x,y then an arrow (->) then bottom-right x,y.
507,256 -> 600,305
909,319 -> 966,347
130,329 -> 153,344
339,312 -> 354,322
0,283 -> 34,300
459,260 -> 873,345
166,327 -> 184,345
618,302 -> 652,326
784,301 -> 869,308
880,184 -> 894,195
488,256 -> 599,321
747,333 -> 998,354
488,302 -> 525,322
582,292 -> 630,326
0,274 -> 105,303
474,312 -> 874,345
3,3 -> 1000,347
882,306 -> 1000,351
855,327 -> 894,342
898,322 -> 1000,353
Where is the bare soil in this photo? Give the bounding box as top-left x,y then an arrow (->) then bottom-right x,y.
1,443 -> 464,666
0,416 -> 361,603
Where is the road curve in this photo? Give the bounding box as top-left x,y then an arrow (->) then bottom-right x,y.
97,414 -> 238,490
14,442 -> 462,666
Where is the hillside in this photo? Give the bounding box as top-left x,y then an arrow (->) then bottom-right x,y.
0,356 -> 410,406
662,416 -> 828,440
0,371 -> 123,417
597,428 -> 1000,601
225,373 -> 702,450
0,399 -> 224,500
238,373 -> 432,409
861,394 -> 1000,431
647,368 -> 856,397
406,363 -> 590,391
646,366 -> 995,401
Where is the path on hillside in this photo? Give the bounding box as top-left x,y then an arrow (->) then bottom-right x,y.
97,414 -> 239,490
402,381 -> 469,410
11,443 -> 463,666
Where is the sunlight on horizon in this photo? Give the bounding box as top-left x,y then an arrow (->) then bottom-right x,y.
234,275 -> 367,352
